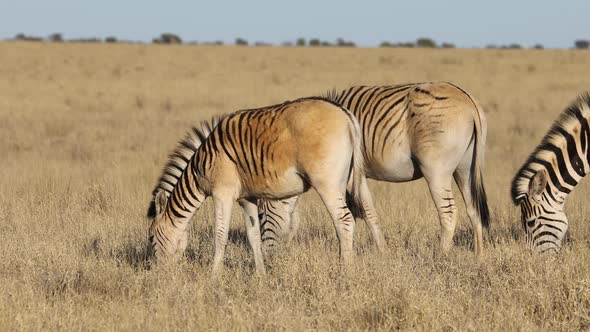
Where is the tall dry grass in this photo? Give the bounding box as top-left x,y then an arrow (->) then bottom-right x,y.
1,42 -> 590,330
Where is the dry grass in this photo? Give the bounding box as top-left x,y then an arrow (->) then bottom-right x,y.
2,42 -> 590,330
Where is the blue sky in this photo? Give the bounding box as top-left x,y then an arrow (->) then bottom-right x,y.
2,1 -> 589,48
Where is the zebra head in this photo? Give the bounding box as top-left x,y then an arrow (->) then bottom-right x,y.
517,169 -> 568,254
147,190 -> 186,261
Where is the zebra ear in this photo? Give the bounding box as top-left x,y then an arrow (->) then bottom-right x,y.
528,169 -> 547,199
155,190 -> 168,215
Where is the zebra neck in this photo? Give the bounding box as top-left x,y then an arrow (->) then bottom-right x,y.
164,159 -> 207,230
541,185 -> 568,207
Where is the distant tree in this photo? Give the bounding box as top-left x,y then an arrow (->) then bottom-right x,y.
441,42 -> 455,48
507,43 -> 522,49
532,43 -> 544,50
14,33 -> 42,41
255,41 -> 271,46
281,41 -> 294,47
575,39 -> 590,49
486,44 -> 498,49
296,38 -> 306,47
395,42 -> 414,48
309,38 -> 320,46
153,33 -> 182,44
235,38 -> 248,46
69,37 -> 101,43
48,33 -> 63,42
163,33 -> 182,44
336,38 -> 355,47
321,41 -> 332,47
380,41 -> 393,47
416,37 -> 437,48
105,36 -> 117,43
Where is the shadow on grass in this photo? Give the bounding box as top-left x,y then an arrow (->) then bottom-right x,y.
184,228 -> 253,269
111,240 -> 151,270
82,237 -> 151,270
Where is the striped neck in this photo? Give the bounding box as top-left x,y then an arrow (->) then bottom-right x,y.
512,94 -> 590,205
160,142 -> 219,235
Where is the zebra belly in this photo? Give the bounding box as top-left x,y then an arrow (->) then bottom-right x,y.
366,154 -> 422,183
243,167 -> 310,200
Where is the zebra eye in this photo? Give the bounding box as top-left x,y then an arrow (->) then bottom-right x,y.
527,219 -> 536,228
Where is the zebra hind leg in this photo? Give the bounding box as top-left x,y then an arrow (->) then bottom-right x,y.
315,188 -> 356,263
424,174 -> 458,254
453,154 -> 485,256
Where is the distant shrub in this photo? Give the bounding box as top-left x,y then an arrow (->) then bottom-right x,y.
383,42 -> 415,48
507,43 -> 522,49
486,44 -> 498,49
105,36 -> 117,43
153,33 -> 182,44
296,38 -> 306,46
336,38 -> 355,47
416,37 -> 437,48
235,38 -> 248,46
574,39 -> 589,49
69,38 -> 101,43
309,38 -> 321,46
382,41 -> 415,48
321,41 -> 332,47
48,33 -> 63,42
255,41 -> 271,46
14,33 -> 42,42
441,42 -> 455,48
281,41 -> 294,47
532,44 -> 544,50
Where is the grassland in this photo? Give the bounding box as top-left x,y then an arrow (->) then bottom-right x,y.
2,42 -> 590,330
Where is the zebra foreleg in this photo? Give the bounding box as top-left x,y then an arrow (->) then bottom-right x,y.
283,196 -> 301,242
211,195 -> 234,275
239,198 -> 266,275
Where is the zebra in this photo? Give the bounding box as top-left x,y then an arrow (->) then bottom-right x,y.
147,97 -> 373,274
511,93 -> 590,254
259,82 -> 490,255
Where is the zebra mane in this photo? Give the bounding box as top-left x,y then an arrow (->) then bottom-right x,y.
511,93 -> 590,204
322,88 -> 340,104
147,115 -> 225,218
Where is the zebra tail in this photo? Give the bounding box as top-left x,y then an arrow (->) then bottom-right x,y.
469,101 -> 490,230
345,110 -> 367,220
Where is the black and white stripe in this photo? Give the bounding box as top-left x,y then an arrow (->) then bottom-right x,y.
512,93 -> 590,253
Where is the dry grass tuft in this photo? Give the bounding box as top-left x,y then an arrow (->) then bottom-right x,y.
2,42 -> 590,330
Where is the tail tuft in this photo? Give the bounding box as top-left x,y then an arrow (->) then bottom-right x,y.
471,170 -> 490,229
343,105 -> 368,220
469,120 -> 490,230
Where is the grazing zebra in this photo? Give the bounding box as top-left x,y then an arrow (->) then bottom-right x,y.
147,97 -> 371,274
259,82 -> 490,255
511,93 -> 590,254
